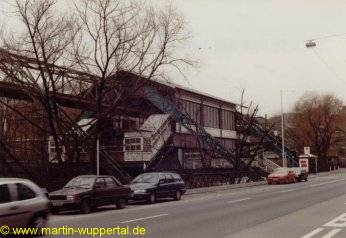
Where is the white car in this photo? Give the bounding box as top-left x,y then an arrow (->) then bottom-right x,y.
0,178 -> 50,233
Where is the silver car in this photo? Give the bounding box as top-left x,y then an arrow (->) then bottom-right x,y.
0,178 -> 50,232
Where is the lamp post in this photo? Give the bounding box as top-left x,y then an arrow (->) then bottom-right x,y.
96,137 -> 100,176
280,90 -> 287,167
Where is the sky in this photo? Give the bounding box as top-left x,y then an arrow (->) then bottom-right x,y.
170,0 -> 346,116
2,0 -> 346,116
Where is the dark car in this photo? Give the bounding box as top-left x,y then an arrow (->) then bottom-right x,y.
129,172 -> 186,204
49,175 -> 132,214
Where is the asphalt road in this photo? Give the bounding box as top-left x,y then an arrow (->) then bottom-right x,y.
48,172 -> 346,238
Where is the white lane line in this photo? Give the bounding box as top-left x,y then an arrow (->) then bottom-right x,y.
301,228 -> 325,238
310,178 -> 346,187
120,213 -> 169,224
278,188 -> 298,193
322,229 -> 342,238
226,197 -> 251,204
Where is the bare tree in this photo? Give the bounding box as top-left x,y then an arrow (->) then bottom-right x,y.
71,0 -> 192,171
290,92 -> 343,171
0,0 -> 192,177
0,0 -> 79,162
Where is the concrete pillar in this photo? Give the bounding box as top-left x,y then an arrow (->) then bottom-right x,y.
178,148 -> 183,167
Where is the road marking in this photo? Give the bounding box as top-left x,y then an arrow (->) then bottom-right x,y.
321,229 -> 342,238
120,214 -> 169,224
278,188 -> 298,193
310,178 -> 346,187
324,213 -> 346,228
301,228 -> 325,238
226,197 -> 251,204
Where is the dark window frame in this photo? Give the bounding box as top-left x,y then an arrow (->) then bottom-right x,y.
16,183 -> 36,201
0,184 -> 11,204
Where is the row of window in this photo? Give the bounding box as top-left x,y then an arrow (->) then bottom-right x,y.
94,177 -> 119,188
0,183 -> 36,204
124,137 -> 142,151
180,100 -> 235,130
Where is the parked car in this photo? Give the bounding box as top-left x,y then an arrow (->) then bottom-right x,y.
0,178 -> 50,234
267,167 -> 296,184
129,172 -> 186,204
289,167 -> 308,182
49,175 -> 132,214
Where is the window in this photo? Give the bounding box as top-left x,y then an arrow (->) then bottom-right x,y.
95,178 -> 106,189
222,110 -> 235,130
16,183 -> 36,200
184,152 -> 202,169
104,177 -> 117,187
181,100 -> 201,123
0,184 -> 11,204
65,177 -> 95,189
48,136 -> 66,162
203,105 -> 219,128
171,173 -> 183,182
124,138 -> 142,151
164,174 -> 174,183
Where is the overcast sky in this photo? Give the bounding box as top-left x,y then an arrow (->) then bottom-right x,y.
2,0 -> 346,116
171,0 -> 346,116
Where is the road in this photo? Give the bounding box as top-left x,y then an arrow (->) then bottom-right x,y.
49,172 -> 346,238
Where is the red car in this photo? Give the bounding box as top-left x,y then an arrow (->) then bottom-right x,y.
267,168 -> 296,184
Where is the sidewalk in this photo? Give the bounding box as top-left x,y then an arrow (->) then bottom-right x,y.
186,181 -> 267,195
185,168 -> 346,196
309,168 -> 346,178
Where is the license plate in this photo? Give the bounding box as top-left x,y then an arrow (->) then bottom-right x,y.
52,201 -> 64,206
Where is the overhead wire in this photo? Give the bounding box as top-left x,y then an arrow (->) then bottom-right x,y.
309,32 -> 346,41
310,47 -> 346,87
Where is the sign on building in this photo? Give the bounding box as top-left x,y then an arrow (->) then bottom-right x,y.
299,158 -> 309,172
304,146 -> 310,155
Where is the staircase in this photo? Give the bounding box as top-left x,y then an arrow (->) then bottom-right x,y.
145,143 -> 175,171
99,150 -> 132,184
123,114 -> 173,163
143,86 -> 238,167
253,157 -> 280,173
253,123 -> 298,167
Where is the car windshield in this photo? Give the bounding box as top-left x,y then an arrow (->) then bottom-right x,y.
272,168 -> 288,175
64,177 -> 95,189
131,174 -> 159,184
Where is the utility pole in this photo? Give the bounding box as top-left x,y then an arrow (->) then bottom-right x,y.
280,90 -> 287,167
96,137 -> 100,176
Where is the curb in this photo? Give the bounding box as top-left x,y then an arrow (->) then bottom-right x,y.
185,168 -> 346,196
186,181 -> 267,195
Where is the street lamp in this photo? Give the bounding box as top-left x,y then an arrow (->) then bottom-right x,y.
280,90 -> 287,167
305,40 -> 317,48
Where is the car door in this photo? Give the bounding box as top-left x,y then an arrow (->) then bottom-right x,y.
93,178 -> 108,206
12,182 -> 40,227
172,173 -> 185,192
164,174 -> 176,196
0,183 -> 18,227
104,177 -> 128,202
104,177 -> 117,204
155,173 -> 168,198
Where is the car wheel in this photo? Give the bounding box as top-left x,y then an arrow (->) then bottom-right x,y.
81,199 -> 92,214
116,198 -> 126,209
174,190 -> 182,201
51,207 -> 60,215
148,193 -> 156,204
28,214 -> 47,236
305,177 -> 308,182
